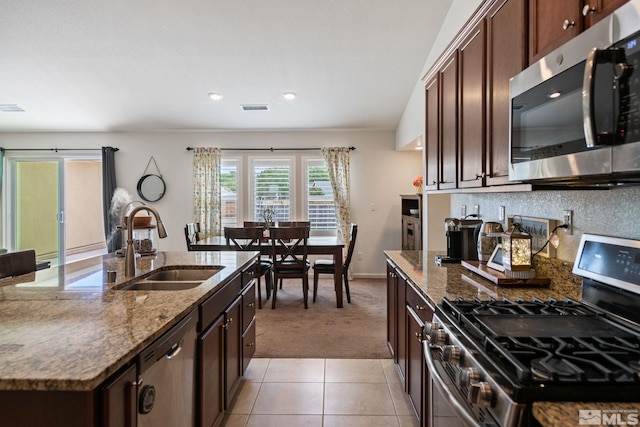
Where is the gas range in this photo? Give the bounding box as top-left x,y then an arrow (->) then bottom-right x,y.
424,234 -> 640,427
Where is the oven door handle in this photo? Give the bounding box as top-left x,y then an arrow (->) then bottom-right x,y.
423,340 -> 482,427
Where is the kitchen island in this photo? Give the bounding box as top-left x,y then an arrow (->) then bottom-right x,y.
0,250 -> 258,426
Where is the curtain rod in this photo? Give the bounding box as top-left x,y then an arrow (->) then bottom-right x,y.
186,146 -> 355,152
0,147 -> 119,152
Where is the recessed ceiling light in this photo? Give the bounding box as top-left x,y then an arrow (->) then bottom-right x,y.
208,92 -> 223,101
283,91 -> 297,100
548,91 -> 561,99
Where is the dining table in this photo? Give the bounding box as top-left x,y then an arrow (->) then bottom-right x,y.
189,235 -> 346,308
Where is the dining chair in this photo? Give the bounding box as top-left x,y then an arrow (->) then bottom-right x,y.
313,223 -> 357,304
184,223 -> 202,249
224,227 -> 272,309
269,226 -> 310,309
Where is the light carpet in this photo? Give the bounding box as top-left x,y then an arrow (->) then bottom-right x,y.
254,277 -> 392,359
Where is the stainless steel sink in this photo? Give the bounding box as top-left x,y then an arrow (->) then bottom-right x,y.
144,268 -> 224,282
116,266 -> 224,291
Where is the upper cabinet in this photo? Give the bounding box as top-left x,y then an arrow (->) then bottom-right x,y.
486,0 -> 528,186
529,0 -> 630,63
458,22 -> 486,189
423,0 -> 528,192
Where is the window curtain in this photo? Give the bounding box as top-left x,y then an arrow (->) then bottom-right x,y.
101,147 -> 119,252
193,147 -> 222,236
321,147 -> 351,258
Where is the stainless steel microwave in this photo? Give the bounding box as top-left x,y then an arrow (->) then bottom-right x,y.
509,0 -> 640,186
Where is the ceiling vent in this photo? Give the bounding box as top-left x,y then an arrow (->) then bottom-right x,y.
241,104 -> 269,111
0,104 -> 25,112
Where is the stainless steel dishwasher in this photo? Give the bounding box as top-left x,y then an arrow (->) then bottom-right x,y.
136,310 -> 197,427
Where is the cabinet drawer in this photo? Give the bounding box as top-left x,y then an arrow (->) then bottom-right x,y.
242,318 -> 256,373
242,281 -> 256,331
200,273 -> 242,331
406,283 -> 433,324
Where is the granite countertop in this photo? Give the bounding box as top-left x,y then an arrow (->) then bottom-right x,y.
384,250 -> 582,308
0,251 -> 257,392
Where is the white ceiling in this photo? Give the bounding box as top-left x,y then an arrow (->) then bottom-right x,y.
0,0 -> 452,132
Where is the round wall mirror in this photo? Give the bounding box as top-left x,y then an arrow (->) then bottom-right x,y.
137,174 -> 166,202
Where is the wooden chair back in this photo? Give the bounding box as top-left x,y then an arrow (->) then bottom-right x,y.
224,227 -> 263,250
269,226 -> 309,273
343,224 -> 358,269
184,223 -> 201,248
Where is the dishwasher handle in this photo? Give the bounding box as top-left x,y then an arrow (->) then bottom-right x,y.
166,342 -> 182,360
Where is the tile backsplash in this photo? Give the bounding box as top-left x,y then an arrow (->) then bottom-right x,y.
450,186 -> 640,262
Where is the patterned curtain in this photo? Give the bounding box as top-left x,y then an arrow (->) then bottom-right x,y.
321,147 -> 351,254
193,147 -> 222,236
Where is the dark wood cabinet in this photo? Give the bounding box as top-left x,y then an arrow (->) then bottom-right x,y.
386,257 -> 434,426
198,315 -> 225,427
101,363 -> 137,427
425,75 -> 440,191
584,0 -> 630,26
458,21 -> 486,189
529,0 -> 582,63
529,0 -> 629,63
439,53 -> 458,190
224,296 -> 242,406
486,0 -> 528,186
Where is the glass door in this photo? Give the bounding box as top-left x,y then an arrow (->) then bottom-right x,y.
7,159 -> 64,267
3,155 -> 106,268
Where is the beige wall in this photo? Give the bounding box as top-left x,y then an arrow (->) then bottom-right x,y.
0,131 -> 422,277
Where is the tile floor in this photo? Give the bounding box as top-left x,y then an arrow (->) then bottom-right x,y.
221,358 -> 419,427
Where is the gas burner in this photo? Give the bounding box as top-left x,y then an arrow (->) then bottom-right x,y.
531,357 -> 584,381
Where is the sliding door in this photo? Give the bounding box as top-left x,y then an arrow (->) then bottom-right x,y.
4,156 -> 106,267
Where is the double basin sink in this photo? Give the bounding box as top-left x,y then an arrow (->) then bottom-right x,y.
116,267 -> 224,291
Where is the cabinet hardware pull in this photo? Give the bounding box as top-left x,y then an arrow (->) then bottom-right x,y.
475,172 -> 486,180
415,304 -> 425,311
562,19 -> 575,30
247,342 -> 255,347
247,302 -> 255,308
415,332 -> 423,342
582,5 -> 597,16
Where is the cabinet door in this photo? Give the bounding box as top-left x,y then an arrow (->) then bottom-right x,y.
224,296 -> 242,407
439,53 -> 458,190
198,315 -> 225,427
425,75 -> 440,191
529,0 -> 582,63
386,262 -> 397,359
101,363 -> 137,427
584,0 -> 630,27
242,280 -> 256,332
486,0 -> 528,186
396,269 -> 407,385
407,307 -> 424,422
458,21 -> 486,189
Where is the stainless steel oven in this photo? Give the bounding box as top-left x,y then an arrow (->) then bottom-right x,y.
509,0 -> 640,186
424,233 -> 640,427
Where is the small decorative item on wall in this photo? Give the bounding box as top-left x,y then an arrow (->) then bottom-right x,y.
137,157 -> 166,202
413,175 -> 423,194
507,216 -> 558,258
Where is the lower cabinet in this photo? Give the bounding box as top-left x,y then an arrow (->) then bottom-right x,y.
198,262 -> 258,427
386,257 -> 434,427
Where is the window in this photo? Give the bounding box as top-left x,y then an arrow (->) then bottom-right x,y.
250,158 -> 293,223
306,158 -> 336,230
220,158 -> 240,228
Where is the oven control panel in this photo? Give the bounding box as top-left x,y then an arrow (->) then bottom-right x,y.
573,233 -> 640,294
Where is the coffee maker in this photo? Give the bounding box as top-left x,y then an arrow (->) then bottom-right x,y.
436,217 -> 483,264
